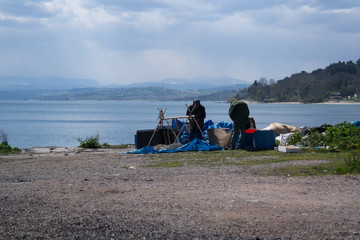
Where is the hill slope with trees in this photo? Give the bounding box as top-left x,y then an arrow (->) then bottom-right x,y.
246,59 -> 360,103
34,87 -> 239,101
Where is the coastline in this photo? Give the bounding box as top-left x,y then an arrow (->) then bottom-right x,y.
314,101 -> 360,105
246,100 -> 360,105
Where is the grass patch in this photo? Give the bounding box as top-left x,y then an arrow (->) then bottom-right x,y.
263,151 -> 359,176
142,148 -> 357,176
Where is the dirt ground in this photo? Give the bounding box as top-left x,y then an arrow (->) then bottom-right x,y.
0,147 -> 359,240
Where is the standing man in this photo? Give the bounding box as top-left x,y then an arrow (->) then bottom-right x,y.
186,100 -> 206,141
229,98 -> 250,150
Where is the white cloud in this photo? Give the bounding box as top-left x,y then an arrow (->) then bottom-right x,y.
124,10 -> 179,30
157,0 -> 217,12
39,0 -> 118,28
0,12 -> 28,23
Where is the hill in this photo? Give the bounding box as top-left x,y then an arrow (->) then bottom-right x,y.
245,59 -> 360,103
0,76 -> 101,91
0,76 -> 102,100
35,87 -> 194,101
34,87 -> 240,101
122,76 -> 249,91
0,75 -> 249,101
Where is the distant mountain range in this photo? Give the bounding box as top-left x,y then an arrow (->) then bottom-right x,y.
0,75 -> 250,100
123,76 -> 250,90
0,76 -> 101,91
4,59 -> 357,102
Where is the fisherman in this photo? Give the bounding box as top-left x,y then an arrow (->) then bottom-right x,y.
229,98 -> 250,150
186,99 -> 206,141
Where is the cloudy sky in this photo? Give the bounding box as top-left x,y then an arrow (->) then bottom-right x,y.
0,0 -> 359,85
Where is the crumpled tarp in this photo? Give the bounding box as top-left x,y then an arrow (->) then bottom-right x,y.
123,138 -> 223,154
207,121 -> 233,131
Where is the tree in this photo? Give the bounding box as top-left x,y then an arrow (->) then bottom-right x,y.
0,129 -> 8,145
259,77 -> 268,86
243,59 -> 360,103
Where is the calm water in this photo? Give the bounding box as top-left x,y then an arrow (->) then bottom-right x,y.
0,100 -> 359,148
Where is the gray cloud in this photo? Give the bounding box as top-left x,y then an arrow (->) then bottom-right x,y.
0,0 -> 359,84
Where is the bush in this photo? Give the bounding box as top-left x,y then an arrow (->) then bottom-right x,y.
289,122 -> 360,151
343,151 -> 360,173
76,133 -> 101,148
288,130 -> 302,146
0,143 -> 21,154
301,128 -> 326,149
0,143 -> 11,152
324,122 -> 360,151
335,151 -> 360,174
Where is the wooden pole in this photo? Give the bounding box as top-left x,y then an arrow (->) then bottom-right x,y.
147,108 -> 166,147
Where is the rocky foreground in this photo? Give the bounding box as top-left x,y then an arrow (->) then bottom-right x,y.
0,147 -> 359,239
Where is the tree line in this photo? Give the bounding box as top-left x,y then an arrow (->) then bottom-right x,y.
241,59 -> 360,103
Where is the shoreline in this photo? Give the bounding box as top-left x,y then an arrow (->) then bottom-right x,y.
245,100 -> 360,105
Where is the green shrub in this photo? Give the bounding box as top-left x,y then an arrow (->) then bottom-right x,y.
334,151 -> 360,174
324,122 -> 360,151
0,143 -> 11,152
13,147 -> 21,152
76,133 -> 101,148
301,128 -> 326,149
295,122 -> 360,151
343,151 -> 360,173
288,130 -> 302,145
0,143 -> 21,154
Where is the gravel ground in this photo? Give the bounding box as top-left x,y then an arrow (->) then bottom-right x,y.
0,147 -> 359,240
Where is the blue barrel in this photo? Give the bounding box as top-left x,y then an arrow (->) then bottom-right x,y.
244,129 -> 257,148
253,130 -> 276,150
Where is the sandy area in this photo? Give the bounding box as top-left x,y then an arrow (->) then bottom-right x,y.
1,147 -> 360,239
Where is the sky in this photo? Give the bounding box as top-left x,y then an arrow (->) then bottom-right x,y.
0,0 -> 359,85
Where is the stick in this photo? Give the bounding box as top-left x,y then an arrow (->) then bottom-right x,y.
147,108 -> 166,147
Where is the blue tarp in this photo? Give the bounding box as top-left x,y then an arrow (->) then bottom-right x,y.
123,138 -> 223,154
170,119 -> 232,144
203,120 -> 214,130
124,119 -> 232,154
207,121 -> 233,131
351,121 -> 360,128
203,120 -> 233,140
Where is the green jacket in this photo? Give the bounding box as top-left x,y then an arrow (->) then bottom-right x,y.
228,99 -> 250,129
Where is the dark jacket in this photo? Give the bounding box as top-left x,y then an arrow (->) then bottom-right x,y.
229,98 -> 250,129
186,100 -> 206,128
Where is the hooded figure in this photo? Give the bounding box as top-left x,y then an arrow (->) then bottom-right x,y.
228,98 -> 250,150
186,100 -> 206,141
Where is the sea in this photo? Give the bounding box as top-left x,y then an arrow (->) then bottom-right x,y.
0,100 -> 359,149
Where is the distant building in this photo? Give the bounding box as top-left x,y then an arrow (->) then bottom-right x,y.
329,92 -> 342,101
